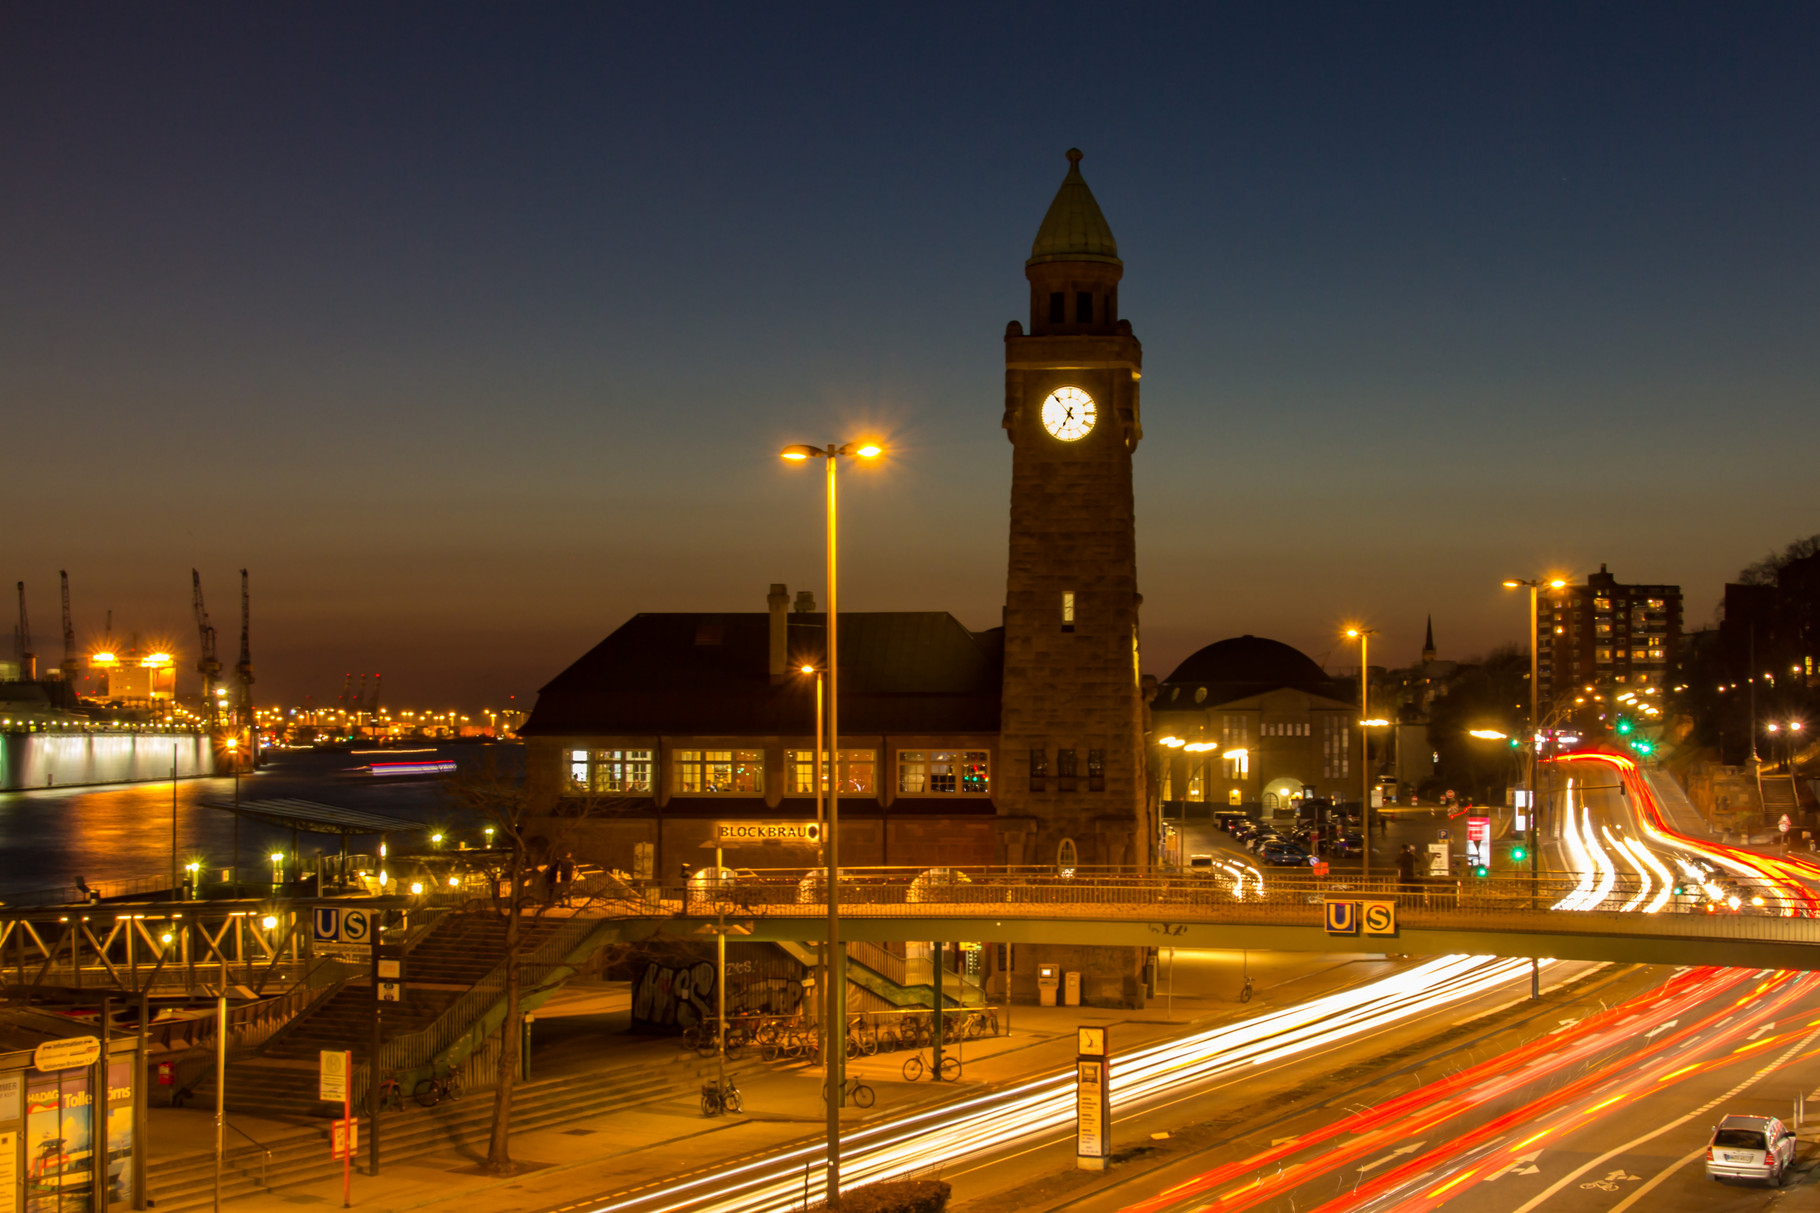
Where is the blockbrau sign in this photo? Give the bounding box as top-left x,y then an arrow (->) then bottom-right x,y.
712,821 -> 822,845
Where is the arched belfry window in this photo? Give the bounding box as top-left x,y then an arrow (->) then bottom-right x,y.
1057,838 -> 1078,873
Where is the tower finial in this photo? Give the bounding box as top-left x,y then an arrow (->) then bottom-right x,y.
1066,147 -> 1083,167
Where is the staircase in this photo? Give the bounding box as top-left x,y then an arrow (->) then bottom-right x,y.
192,912 -> 571,1119
779,940 -> 986,1008
146,1050 -> 732,1212
1759,768 -> 1801,826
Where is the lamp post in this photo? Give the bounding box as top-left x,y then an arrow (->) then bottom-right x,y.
1344,628 -> 1378,878
1502,578 -> 1567,880
799,663 -> 826,1032
781,439 -> 881,1211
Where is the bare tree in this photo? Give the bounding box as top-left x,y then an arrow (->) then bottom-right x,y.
1738,533 -> 1820,586
442,756 -> 646,1174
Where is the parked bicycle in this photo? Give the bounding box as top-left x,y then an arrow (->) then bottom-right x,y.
413,1060 -> 461,1107
374,1071 -> 405,1113
821,1076 -> 875,1109
700,1077 -> 744,1117
901,1050 -> 961,1082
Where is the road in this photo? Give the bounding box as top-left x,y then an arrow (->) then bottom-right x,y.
1056,963 -> 1820,1213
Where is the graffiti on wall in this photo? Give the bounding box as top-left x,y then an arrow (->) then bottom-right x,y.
630,962 -> 807,1027
632,961 -> 716,1028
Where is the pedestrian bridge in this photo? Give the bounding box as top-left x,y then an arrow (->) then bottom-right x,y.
605,867 -> 1820,972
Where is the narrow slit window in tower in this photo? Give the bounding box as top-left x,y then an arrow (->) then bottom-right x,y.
1061,590 -> 1075,632
1076,291 -> 1093,323
1049,292 -> 1065,324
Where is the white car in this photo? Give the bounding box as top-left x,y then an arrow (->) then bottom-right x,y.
1706,1114 -> 1796,1185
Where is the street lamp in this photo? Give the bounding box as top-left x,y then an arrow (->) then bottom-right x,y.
781,438 -> 882,1210
1502,577 -> 1566,882
1344,628 -> 1378,877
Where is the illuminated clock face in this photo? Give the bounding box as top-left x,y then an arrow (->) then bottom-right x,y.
1040,386 -> 1097,441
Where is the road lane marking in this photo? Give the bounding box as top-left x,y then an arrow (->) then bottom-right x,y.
1607,1145 -> 1705,1212
1357,1141 -> 1425,1173
1507,1023 -> 1820,1213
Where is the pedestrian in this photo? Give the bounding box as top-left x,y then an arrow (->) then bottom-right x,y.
1395,844 -> 1419,898
556,849 -> 575,906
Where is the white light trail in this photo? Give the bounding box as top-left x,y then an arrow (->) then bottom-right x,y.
598,956 -> 1551,1213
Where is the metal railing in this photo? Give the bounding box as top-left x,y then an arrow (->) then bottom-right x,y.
635,865 -> 1820,942
354,913 -> 604,1104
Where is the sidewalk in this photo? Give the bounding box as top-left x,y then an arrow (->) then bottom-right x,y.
153,955 -> 1417,1213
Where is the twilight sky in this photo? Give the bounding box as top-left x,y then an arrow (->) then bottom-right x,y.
4,4 -> 1817,710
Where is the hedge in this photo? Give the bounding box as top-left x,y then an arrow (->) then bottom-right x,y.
805,1179 -> 951,1213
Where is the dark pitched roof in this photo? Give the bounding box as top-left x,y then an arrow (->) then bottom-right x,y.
522,612 -> 1004,737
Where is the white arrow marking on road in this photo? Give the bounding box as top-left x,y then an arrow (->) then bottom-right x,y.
1603,1168 -> 1642,1181
1358,1141 -> 1426,1173
1485,1151 -> 1544,1181
1748,1023 -> 1775,1040
1642,1020 -> 1678,1039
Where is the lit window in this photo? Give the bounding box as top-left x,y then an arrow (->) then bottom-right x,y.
567,749 -> 653,795
674,750 -> 763,794
1186,761 -> 1205,801
1062,591 -> 1075,632
898,751 -> 989,795
785,750 -> 875,795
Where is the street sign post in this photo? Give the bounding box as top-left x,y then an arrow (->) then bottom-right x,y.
1076,1027 -> 1110,1171
319,1050 -> 352,1207
1466,816 -> 1491,869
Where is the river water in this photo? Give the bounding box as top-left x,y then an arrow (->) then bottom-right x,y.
0,742 -> 520,899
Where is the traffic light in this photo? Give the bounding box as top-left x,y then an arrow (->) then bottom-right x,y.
1510,844 -> 1528,863
1471,865 -> 1490,878
1630,738 -> 1654,756
1616,717 -> 1633,735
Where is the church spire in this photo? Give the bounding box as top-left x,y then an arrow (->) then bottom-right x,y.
1421,615 -> 1436,664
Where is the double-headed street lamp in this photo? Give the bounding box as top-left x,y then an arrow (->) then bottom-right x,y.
1502,577 -> 1566,880
780,439 -> 881,1211
1344,628 -> 1378,878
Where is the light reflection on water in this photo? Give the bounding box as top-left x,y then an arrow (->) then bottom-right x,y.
0,743 -> 518,897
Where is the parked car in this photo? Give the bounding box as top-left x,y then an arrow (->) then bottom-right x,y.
1259,841 -> 1313,867
1332,832 -> 1366,858
1706,1114 -> 1796,1185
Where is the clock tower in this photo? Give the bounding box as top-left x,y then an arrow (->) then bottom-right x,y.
997,149 -> 1148,884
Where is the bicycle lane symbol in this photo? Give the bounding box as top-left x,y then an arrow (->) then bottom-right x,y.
1580,1168 -> 1642,1191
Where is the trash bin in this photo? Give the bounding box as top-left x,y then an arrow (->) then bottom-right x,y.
1038,965 -> 1060,1007
1063,970 -> 1081,1007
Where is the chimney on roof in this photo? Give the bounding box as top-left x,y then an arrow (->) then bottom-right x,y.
768,584 -> 790,683
794,590 -> 816,613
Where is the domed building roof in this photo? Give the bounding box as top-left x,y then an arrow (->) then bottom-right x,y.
1159,635 -> 1347,706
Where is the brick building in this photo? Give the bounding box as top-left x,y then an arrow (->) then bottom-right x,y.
521,149 -> 1153,1005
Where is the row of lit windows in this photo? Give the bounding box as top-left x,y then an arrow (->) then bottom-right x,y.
564,748 -> 988,797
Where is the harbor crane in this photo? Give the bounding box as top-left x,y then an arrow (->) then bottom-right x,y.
59,571 -> 78,682
192,569 -> 221,728
234,569 -> 255,766
13,581 -> 34,681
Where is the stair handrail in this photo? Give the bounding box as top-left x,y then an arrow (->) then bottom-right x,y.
355,915 -> 599,1101
225,1120 -> 271,1189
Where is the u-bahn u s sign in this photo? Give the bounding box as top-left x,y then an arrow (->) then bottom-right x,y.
1324,899 -> 1398,937
713,821 -> 822,845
